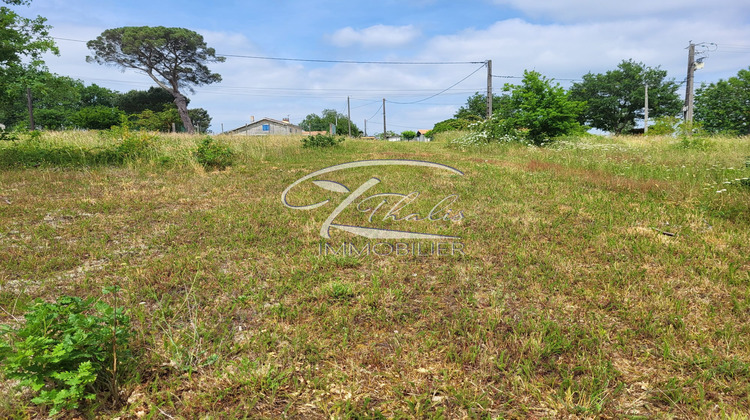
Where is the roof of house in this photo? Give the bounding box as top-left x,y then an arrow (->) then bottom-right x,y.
227,117 -> 302,133
417,129 -> 430,135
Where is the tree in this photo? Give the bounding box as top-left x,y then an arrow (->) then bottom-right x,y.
1,0 -> 57,129
69,106 -> 124,129
570,59 -> 681,134
86,26 -> 224,134
80,84 -> 120,108
695,67 -> 750,135
0,0 -> 57,68
401,130 -> 416,140
0,70 -> 84,129
188,108 -> 211,133
116,87 -> 177,114
454,92 -> 508,120
493,70 -> 585,144
299,109 -> 362,136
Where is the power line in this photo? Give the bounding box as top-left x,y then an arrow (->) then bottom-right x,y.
387,63 -> 487,105
366,103 -> 383,121
219,53 -> 484,65
51,36 -> 483,65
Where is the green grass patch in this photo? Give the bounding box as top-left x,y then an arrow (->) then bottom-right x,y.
0,132 -> 749,417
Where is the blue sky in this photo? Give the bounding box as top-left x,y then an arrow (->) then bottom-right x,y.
16,0 -> 750,133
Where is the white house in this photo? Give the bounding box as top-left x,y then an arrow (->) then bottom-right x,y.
226,117 -> 303,136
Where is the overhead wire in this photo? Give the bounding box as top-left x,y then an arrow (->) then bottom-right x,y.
387,63 -> 487,105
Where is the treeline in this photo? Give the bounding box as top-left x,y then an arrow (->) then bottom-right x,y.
431,60 -> 750,139
0,68 -> 211,133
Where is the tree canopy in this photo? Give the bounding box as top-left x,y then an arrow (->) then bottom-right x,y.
695,67 -> 750,135
454,92 -> 508,120
569,60 -> 681,134
86,26 -> 224,134
299,109 -> 362,136
0,0 -> 57,69
117,87 -> 178,115
494,70 -> 585,143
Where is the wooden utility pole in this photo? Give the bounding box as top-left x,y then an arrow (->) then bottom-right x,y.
683,42 -> 696,123
644,84 -> 649,134
486,60 -> 493,119
26,88 -> 35,130
382,98 -> 387,140
347,96 -> 352,137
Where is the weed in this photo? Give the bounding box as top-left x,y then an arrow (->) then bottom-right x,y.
0,293 -> 132,416
301,133 -> 345,148
193,136 -> 235,170
677,135 -> 713,151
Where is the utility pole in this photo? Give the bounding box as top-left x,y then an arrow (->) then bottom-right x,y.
382,98 -> 387,140
347,96 -> 352,137
644,83 -> 649,134
364,119 -> 367,137
26,88 -> 35,130
683,42 -> 696,123
486,59 -> 493,119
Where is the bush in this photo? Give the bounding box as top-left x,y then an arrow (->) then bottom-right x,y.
0,125 -> 18,142
647,116 -> 679,136
0,121 -> 159,168
100,119 -> 159,163
194,136 -> 234,170
301,134 -> 345,148
673,122 -> 712,151
0,292 -> 132,416
426,117 -> 478,137
69,106 -> 126,130
401,130 -> 417,140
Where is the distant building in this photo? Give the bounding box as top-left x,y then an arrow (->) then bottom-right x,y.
416,129 -> 431,142
226,117 -> 303,136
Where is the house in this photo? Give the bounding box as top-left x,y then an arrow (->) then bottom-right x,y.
416,129 -> 431,142
226,117 -> 303,136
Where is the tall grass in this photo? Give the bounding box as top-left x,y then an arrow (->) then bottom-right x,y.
1,131 -> 749,417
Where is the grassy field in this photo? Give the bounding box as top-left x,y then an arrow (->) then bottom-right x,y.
1,131 -> 749,418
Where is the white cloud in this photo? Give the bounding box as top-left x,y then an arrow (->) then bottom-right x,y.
329,25 -> 421,48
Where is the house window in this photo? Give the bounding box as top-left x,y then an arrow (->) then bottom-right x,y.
262,124 -> 270,131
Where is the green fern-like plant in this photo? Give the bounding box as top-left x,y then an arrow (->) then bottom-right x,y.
0,294 -> 132,416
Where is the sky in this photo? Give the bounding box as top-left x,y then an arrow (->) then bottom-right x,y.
15,0 -> 750,134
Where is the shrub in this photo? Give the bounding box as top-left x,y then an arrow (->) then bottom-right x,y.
647,116 -> 680,136
97,118 -> 159,164
450,114 -> 540,147
401,130 -> 417,140
0,126 -> 18,142
675,121 -> 712,151
301,134 -> 345,148
0,293 -> 132,416
194,136 -> 234,170
69,106 -> 126,130
426,117 -> 478,137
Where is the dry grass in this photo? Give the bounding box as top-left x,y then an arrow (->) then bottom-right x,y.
0,131 -> 749,418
